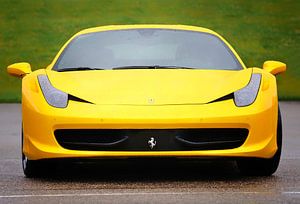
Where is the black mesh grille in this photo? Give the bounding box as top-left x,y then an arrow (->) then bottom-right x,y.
54,128 -> 248,151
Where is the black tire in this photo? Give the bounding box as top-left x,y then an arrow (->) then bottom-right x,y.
22,153 -> 42,178
237,107 -> 282,176
22,130 -> 42,178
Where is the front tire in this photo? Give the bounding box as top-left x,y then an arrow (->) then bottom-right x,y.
22,153 -> 42,178
237,107 -> 282,176
22,130 -> 42,178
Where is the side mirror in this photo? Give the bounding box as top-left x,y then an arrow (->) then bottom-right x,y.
7,62 -> 32,78
263,61 -> 286,75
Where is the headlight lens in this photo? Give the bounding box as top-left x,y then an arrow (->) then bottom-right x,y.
37,75 -> 68,108
234,73 -> 261,107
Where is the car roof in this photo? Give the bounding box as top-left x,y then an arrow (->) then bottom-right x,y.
76,24 -> 219,36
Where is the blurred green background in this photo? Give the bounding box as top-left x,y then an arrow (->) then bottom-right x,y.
0,0 -> 299,102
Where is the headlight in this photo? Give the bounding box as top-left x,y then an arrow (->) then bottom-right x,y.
234,73 -> 261,107
37,75 -> 68,108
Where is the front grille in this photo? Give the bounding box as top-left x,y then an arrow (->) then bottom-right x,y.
54,128 -> 248,151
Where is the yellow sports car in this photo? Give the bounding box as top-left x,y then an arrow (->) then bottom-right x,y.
7,25 -> 286,177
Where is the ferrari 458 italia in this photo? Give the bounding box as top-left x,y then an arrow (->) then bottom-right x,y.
7,25 -> 286,177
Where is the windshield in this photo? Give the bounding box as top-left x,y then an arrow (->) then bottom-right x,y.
53,29 -> 242,71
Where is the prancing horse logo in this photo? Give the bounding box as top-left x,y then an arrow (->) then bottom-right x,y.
148,137 -> 156,149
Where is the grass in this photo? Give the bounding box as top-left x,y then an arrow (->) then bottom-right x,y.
0,0 -> 299,102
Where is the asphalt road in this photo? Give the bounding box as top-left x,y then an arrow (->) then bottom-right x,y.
0,102 -> 299,204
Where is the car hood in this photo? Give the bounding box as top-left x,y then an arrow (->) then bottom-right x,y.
46,69 -> 252,105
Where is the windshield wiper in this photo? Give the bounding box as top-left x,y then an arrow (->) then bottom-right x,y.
57,66 -> 195,71
57,67 -> 105,72
112,65 -> 194,70
112,65 -> 157,70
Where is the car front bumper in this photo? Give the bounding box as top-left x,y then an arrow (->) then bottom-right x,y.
22,93 -> 278,160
